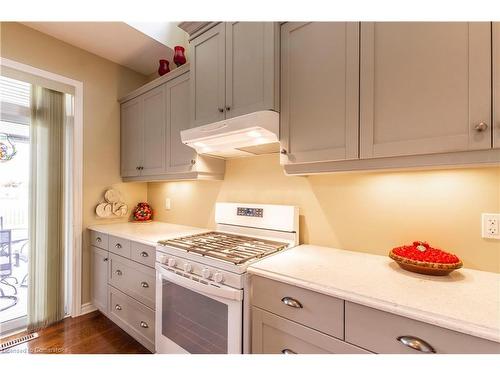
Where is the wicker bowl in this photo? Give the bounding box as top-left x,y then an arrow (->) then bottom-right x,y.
389,249 -> 463,276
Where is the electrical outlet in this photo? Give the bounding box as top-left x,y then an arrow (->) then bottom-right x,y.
482,213 -> 500,239
165,198 -> 171,210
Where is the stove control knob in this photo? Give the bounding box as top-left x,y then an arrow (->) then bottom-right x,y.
167,258 -> 176,268
158,254 -> 168,264
213,272 -> 224,283
183,263 -> 192,273
201,268 -> 211,279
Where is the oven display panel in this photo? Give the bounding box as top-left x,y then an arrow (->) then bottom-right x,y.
236,207 -> 263,218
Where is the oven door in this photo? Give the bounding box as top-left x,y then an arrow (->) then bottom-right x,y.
155,263 -> 243,354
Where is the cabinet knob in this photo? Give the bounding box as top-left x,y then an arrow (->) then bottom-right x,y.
281,296 -> 303,309
140,251 -> 149,258
225,106 -> 231,111
115,243 -> 122,249
474,122 -> 488,132
115,304 -> 122,311
136,166 -> 140,170
281,349 -> 297,354
397,336 -> 435,353
141,281 -> 149,288
96,237 -> 102,243
103,257 -> 108,262
114,269 -> 122,276
190,159 -> 196,165
140,321 -> 149,328
218,107 -> 224,113
280,149 -> 288,155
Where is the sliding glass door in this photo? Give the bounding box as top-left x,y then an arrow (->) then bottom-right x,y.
0,76 -> 30,334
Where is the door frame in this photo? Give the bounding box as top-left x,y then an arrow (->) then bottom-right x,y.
0,57 -> 84,318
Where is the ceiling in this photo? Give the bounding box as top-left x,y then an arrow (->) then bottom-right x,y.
23,22 -> 188,76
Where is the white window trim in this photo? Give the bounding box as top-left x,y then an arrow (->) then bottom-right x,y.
0,57 -> 84,317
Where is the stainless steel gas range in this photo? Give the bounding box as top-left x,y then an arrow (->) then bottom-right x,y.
155,202 -> 299,354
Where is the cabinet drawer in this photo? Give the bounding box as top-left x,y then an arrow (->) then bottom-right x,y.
130,241 -> 155,268
109,235 -> 131,258
90,231 -> 108,250
345,302 -> 500,354
251,307 -> 368,354
108,253 -> 155,309
108,286 -> 155,351
251,276 -> 344,339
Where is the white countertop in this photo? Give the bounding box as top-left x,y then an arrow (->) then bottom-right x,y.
87,221 -> 209,246
248,244 -> 500,343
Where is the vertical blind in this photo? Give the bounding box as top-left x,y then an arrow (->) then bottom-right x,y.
0,76 -> 31,126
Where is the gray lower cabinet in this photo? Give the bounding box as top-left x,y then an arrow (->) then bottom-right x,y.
252,307 -> 368,354
89,230 -> 156,352
250,275 -> 500,354
91,246 -> 108,313
190,22 -> 279,127
345,302 -> 500,354
119,66 -> 225,182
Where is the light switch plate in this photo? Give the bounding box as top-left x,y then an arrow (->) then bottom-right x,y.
481,213 -> 500,239
165,198 -> 171,210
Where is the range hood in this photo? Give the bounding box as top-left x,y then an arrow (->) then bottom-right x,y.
181,110 -> 280,158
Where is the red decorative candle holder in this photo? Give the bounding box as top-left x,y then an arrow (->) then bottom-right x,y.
158,59 -> 170,76
173,46 -> 186,67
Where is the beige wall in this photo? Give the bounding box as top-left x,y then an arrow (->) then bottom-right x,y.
149,154 -> 500,273
1,22 -> 149,304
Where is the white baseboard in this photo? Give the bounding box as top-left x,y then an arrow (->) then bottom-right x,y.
79,302 -> 97,316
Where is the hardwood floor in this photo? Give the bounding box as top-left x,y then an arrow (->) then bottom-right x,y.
0,310 -> 151,354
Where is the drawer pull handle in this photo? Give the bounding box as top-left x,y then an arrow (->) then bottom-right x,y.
397,336 -> 435,353
96,237 -> 102,243
141,281 -> 149,288
281,297 -> 303,309
103,257 -> 108,262
140,321 -> 149,328
282,349 -> 297,354
140,251 -> 149,258
115,304 -> 122,311
115,243 -> 122,249
115,270 -> 122,276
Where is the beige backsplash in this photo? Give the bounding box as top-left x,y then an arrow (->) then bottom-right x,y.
148,154 -> 500,273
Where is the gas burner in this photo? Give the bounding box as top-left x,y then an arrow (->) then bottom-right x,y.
158,231 -> 288,265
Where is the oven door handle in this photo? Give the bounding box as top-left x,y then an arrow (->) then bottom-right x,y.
156,264 -> 243,301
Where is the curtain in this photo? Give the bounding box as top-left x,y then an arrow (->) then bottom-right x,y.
28,86 -> 66,331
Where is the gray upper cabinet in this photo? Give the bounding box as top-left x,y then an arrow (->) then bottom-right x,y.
141,85 -> 166,176
190,22 -> 279,127
190,23 -> 226,127
280,22 -> 359,164
120,97 -> 142,177
166,72 -> 197,172
494,22 -> 500,149
225,22 -> 279,119
120,66 -> 225,182
360,22 -> 492,158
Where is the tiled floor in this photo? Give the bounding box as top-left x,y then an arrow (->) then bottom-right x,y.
1,310 -> 151,354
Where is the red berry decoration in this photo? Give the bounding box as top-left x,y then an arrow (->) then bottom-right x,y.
133,202 -> 153,222
389,241 -> 462,276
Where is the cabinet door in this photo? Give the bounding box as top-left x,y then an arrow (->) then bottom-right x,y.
251,307 -> 369,354
141,85 -> 166,176
190,23 -> 226,127
166,72 -> 197,173
494,22 -> 500,148
225,22 -> 278,118
91,246 -> 109,313
120,97 -> 142,177
360,22 -> 492,158
280,22 -> 359,164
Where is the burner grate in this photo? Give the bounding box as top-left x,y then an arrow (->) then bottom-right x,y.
159,232 -> 288,265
